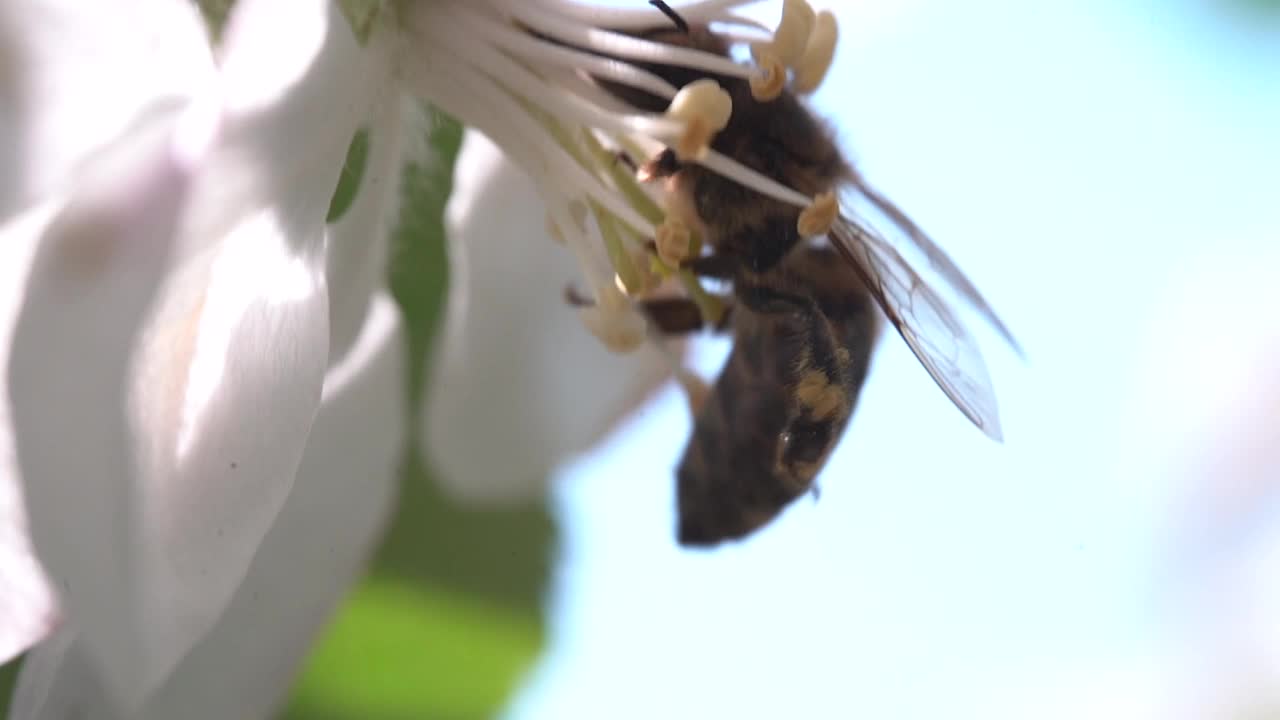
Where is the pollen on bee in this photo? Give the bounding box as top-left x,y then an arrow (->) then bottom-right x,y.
749,52 -> 787,102
655,217 -> 692,267
796,370 -> 844,420
666,79 -> 732,161
797,191 -> 838,237
793,11 -> 838,94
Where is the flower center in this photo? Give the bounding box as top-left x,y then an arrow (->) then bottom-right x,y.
399,0 -> 838,354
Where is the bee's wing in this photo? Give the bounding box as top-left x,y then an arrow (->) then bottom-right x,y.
829,206 -> 1006,441
845,174 -> 1023,357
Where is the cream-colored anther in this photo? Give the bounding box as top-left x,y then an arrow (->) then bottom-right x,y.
655,217 -> 692,267
750,52 -> 786,101
797,191 -> 838,236
676,368 -> 711,416
666,79 -> 732,160
751,0 -> 815,67
793,11 -> 838,94
579,289 -> 646,353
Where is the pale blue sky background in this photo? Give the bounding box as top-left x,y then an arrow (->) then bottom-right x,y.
507,1 -> 1278,717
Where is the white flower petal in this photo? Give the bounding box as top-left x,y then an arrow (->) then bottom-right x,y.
326,94 -> 408,366
0,202 -> 60,664
136,293 -> 404,720
7,105 -> 201,711
425,130 -> 671,504
0,426 -> 57,664
12,294 -> 406,720
7,2 -> 401,707
7,628 -> 107,720
171,0 -> 394,265
0,0 -> 213,214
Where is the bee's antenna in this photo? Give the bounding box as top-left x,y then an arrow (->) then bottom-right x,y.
649,0 -> 690,33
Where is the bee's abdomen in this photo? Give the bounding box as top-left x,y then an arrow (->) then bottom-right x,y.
675,331 -> 802,546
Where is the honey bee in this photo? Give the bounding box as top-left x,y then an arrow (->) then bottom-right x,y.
573,5 -> 1020,546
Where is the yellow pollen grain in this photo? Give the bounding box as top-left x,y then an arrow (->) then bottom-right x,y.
655,217 -> 692,267
793,10 -> 838,94
796,370 -> 844,419
798,191 -> 838,236
750,53 -> 786,102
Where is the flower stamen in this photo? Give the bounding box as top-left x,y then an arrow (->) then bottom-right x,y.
798,191 -> 838,236
749,51 -> 786,101
578,285 -> 648,353
793,10 -> 838,94
751,0 -> 816,68
664,79 -> 732,160
655,217 -> 692,267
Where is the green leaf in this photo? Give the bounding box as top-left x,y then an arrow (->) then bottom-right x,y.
336,0 -> 385,46
194,0 -> 236,43
326,129 -> 371,224
386,106 -> 460,435
0,659 -> 18,712
283,451 -> 553,719
284,576 -> 541,720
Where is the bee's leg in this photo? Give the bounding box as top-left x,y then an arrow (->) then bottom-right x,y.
718,214 -> 801,274
564,285 -> 732,336
612,150 -> 638,173
735,284 -> 813,317
637,148 -> 682,182
681,252 -> 738,280
640,297 -> 734,336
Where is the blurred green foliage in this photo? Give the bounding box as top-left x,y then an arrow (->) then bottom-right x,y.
0,662 -> 13,716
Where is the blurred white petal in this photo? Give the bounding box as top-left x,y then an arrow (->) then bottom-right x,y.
139,293 -> 404,720
326,96 -> 408,366
11,295 -> 405,720
174,0 -> 391,264
8,103 -> 201,710
0,442 -> 55,664
425,130 -> 671,504
0,203 -> 58,664
6,0 -> 398,710
0,0 -> 213,213
7,628 -> 102,720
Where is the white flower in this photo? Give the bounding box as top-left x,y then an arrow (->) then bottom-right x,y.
0,0 -> 840,717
